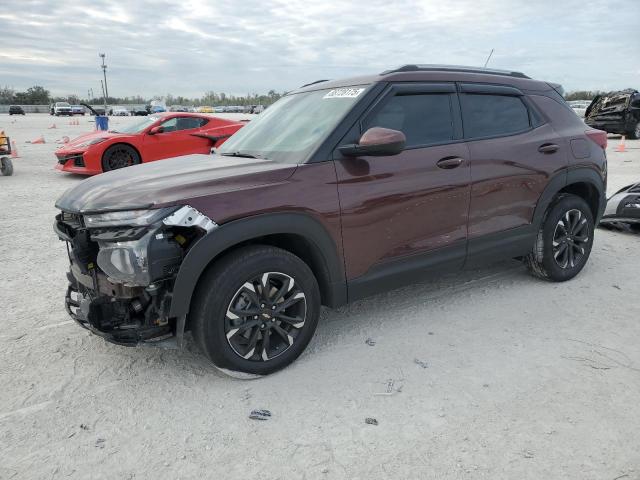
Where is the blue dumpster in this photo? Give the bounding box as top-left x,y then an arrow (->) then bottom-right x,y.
95,115 -> 109,131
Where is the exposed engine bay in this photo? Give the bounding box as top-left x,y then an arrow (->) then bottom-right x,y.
54,205 -> 215,346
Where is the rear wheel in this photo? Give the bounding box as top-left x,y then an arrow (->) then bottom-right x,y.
191,245 -> 321,375
101,144 -> 141,172
629,121 -> 640,140
525,194 -> 594,281
1,157 -> 13,176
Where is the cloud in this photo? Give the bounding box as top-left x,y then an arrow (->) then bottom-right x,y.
0,0 -> 637,98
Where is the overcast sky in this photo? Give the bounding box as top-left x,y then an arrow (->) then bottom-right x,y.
0,0 -> 638,98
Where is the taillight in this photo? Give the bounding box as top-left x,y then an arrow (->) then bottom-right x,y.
585,128 -> 607,149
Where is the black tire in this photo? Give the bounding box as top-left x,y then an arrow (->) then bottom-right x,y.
1,157 -> 14,176
628,121 -> 640,140
101,144 -> 141,172
191,245 -> 321,375
525,194 -> 594,281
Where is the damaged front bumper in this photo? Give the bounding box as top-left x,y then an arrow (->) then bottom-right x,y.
54,206 -> 215,348
64,270 -> 175,347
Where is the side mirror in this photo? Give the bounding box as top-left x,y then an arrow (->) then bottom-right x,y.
339,127 -> 406,157
148,126 -> 164,135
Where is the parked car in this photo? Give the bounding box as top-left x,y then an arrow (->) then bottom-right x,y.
53,65 -> 607,375
71,105 -> 85,115
131,107 -> 148,116
169,105 -> 188,112
54,112 -> 244,175
585,89 -> 640,138
567,100 -> 591,118
198,106 -> 214,113
112,107 -> 130,116
53,102 -> 73,116
9,105 -> 25,115
213,106 -> 225,113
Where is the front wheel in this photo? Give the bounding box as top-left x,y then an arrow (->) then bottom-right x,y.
191,245 -> 321,375
101,144 -> 141,171
628,121 -> 640,140
525,194 -> 594,281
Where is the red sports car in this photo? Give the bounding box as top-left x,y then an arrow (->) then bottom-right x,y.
55,112 -> 245,175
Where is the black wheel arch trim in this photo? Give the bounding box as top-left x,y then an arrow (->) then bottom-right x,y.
532,167 -> 606,229
168,212 -> 347,320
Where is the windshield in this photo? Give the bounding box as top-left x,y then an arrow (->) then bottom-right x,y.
56,102 -> 70,107
218,85 -> 369,163
112,115 -> 161,134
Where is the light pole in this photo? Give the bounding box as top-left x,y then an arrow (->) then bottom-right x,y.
99,53 -> 109,113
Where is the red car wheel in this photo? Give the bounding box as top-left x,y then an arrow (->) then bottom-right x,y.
102,144 -> 141,172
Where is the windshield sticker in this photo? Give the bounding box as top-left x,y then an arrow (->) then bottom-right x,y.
323,88 -> 365,99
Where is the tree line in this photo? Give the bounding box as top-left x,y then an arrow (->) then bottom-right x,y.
0,84 -> 615,105
0,85 -> 284,106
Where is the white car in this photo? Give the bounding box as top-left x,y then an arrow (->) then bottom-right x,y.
53,102 -> 73,116
568,100 -> 591,118
112,107 -> 130,116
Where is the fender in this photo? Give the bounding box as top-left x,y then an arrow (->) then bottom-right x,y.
168,212 -> 347,321
531,166 -> 606,228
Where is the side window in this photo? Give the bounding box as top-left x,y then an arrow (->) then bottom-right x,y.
364,93 -> 455,147
176,117 -> 208,130
160,118 -> 178,132
460,94 -> 530,138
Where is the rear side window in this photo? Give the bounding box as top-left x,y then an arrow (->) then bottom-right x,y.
364,93 -> 454,147
461,94 -> 530,138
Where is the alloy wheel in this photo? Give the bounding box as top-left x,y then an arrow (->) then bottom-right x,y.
224,272 -> 307,362
552,209 -> 590,269
635,122 -> 640,139
107,148 -> 135,169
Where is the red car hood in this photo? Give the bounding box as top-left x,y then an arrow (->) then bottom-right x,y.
62,130 -> 128,150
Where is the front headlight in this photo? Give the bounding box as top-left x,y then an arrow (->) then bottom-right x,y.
84,208 -> 177,228
96,230 -> 155,285
90,205 -> 215,285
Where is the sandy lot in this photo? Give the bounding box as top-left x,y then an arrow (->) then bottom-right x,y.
1,114 -> 639,480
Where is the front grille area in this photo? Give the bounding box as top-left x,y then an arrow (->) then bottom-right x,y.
56,153 -> 85,166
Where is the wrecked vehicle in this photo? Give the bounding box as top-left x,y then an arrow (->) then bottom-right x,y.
599,183 -> 640,232
54,65 -> 607,375
585,89 -> 640,139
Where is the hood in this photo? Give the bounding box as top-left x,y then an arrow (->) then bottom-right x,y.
55,154 -> 297,214
62,130 -> 128,149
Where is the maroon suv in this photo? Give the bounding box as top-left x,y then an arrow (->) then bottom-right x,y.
54,65 -> 608,375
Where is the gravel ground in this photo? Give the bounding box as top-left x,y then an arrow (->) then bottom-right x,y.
1,114 -> 639,480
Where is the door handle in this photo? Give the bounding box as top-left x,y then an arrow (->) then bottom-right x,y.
538,143 -> 559,154
436,156 -> 464,169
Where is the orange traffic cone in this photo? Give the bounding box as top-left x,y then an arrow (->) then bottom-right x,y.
48,123 -> 57,129
10,141 -> 19,157
31,135 -> 45,144
616,136 -> 626,152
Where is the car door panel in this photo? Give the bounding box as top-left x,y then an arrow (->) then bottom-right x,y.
336,143 -> 470,280
459,88 -> 569,240
466,123 -> 567,238
143,117 -> 209,161
334,84 -> 470,283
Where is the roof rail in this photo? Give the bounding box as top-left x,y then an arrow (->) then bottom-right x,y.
299,79 -> 331,88
380,64 -> 530,79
